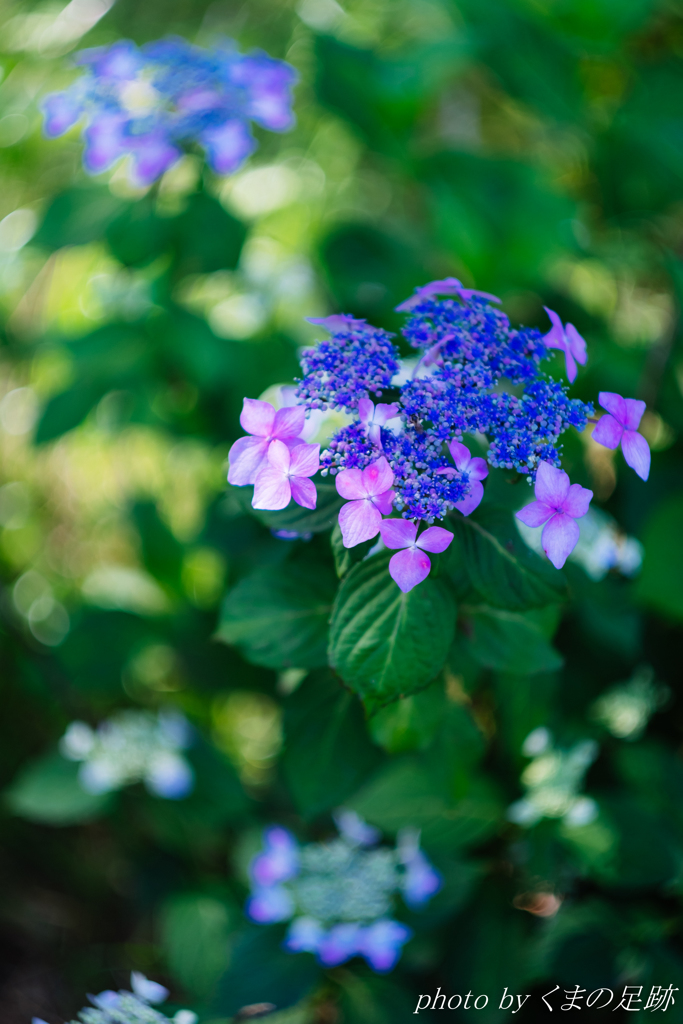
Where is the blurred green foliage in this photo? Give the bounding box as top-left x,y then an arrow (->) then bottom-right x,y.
0,0 -> 683,1022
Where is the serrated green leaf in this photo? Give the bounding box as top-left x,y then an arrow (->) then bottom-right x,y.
448,505 -> 567,610
282,670 -> 383,817
4,753 -> 111,825
460,604 -> 564,674
328,551 -> 456,712
217,558 -> 337,669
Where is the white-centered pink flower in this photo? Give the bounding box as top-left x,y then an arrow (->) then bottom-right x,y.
515,461 -> 593,569
335,457 -> 395,547
252,440 -> 320,511
437,440 -> 489,516
542,308 -> 587,383
379,519 -> 453,592
228,398 -> 307,486
358,398 -> 400,449
591,392 -> 650,481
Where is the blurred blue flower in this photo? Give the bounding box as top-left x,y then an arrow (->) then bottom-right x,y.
42,37 -> 297,184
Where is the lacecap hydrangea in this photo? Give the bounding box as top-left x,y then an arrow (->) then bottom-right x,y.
33,971 -> 197,1024
228,279 -> 653,589
245,809 -> 441,973
42,37 -> 296,184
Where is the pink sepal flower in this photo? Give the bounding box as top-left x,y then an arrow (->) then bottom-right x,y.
358,398 -> 400,449
396,278 -> 500,312
437,440 -> 489,516
542,308 -> 587,383
252,440 -> 320,511
591,392 -> 650,481
379,519 -> 453,592
515,461 -> 593,570
336,457 -> 395,547
228,398 -> 306,486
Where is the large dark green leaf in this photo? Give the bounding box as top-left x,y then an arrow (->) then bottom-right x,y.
282,671 -> 383,817
460,604 -> 564,674
448,505 -> 567,610
328,551 -> 456,712
214,925 -> 320,1016
33,187 -> 125,249
4,753 -> 112,825
161,892 -> 236,999
217,557 -> 337,669
636,491 -> 683,621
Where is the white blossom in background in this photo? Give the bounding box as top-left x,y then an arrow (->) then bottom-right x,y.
507,727 -> 599,828
60,709 -> 194,799
517,506 -> 643,580
591,665 -> 668,740
32,971 -> 198,1024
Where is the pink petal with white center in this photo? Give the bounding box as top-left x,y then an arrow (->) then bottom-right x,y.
447,440 -> 473,472
624,398 -> 646,432
227,435 -> 269,485
290,477 -> 317,509
371,489 -> 395,515
592,414 -> 623,449
598,392 -> 627,424
565,322 -> 587,365
541,513 -> 580,570
379,519 -> 417,549
273,405 -> 306,439
253,467 -> 291,510
563,483 -> 593,518
516,500 -> 555,528
289,443 -> 320,478
454,479 -> 484,516
266,438 -> 292,473
388,547 -> 432,592
416,526 -> 453,554
362,457 -> 394,496
621,429 -> 651,481
338,499 -> 382,547
240,398 -> 275,436
534,461 -> 570,507
336,467 -> 367,501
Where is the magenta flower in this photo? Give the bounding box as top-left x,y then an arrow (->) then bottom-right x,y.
378,520 -> 453,592
252,440 -> 320,511
591,392 -> 650,481
336,457 -> 395,547
358,398 -> 400,449
542,307 -> 587,383
515,461 -> 593,569
437,440 -> 489,515
306,314 -> 371,332
228,398 -> 306,487
396,278 -> 500,312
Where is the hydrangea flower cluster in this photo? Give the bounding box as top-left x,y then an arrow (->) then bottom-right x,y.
228,279 -> 653,587
42,38 -> 296,184
60,709 -> 193,799
33,972 -> 197,1024
245,810 -> 441,973
507,728 -> 598,828
591,665 -> 668,741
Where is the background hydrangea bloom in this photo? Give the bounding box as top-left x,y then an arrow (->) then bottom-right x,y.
507,728 -> 599,828
42,37 -> 297,184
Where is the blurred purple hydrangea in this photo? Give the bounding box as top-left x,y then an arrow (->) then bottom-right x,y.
244,812 -> 441,973
42,37 -> 297,184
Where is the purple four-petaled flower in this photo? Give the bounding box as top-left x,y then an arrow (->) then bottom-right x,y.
437,440 -> 489,516
358,398 -> 399,450
378,519 -> 453,593
542,307 -> 587,383
515,461 -> 593,569
591,392 -> 650,481
252,440 -> 320,511
228,398 -> 307,487
336,457 -> 395,547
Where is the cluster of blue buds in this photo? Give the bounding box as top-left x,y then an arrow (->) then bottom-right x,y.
245,810 -> 441,973
42,38 -> 297,184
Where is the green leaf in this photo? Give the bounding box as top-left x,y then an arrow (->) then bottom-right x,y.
161,892 -> 235,999
348,758 -> 502,850
33,187 -> 125,249
234,477 -> 345,536
460,605 -> 564,674
106,197 -> 174,266
35,384 -> 103,444
4,753 -> 111,825
330,522 -> 375,577
328,551 -> 456,712
448,505 -> 567,610
636,491 -> 683,620
282,670 -> 383,817
174,192 -> 247,274
217,557 -> 337,669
